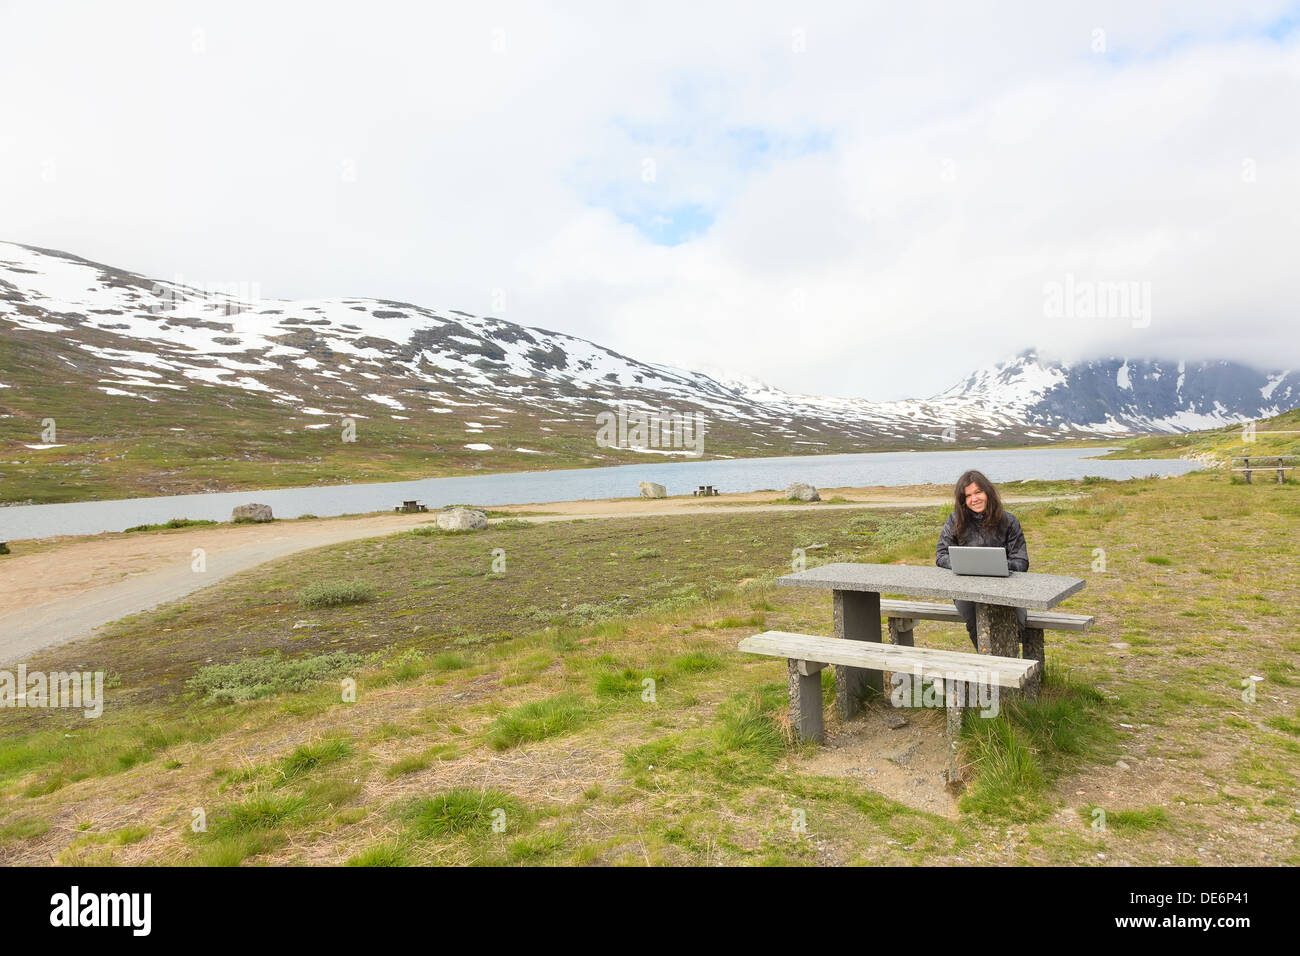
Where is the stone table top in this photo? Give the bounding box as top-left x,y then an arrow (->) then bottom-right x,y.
776,563 -> 1086,610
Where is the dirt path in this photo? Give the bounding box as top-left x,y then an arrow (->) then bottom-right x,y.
0,488 -> 1077,664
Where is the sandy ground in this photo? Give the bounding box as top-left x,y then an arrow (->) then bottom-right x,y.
798,703 -> 962,818
0,486 -> 1075,664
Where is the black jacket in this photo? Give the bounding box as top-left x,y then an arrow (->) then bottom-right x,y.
935,510 -> 1029,572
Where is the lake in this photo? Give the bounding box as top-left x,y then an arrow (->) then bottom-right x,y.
0,445 -> 1202,540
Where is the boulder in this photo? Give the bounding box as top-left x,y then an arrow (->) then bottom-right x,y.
232,503 -> 274,522
437,507 -> 488,531
785,482 -> 820,502
638,481 -> 667,499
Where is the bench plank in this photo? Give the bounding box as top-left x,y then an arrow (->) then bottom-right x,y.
739,631 -> 1037,689
878,599 -> 1093,632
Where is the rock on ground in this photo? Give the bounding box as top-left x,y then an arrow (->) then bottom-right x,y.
786,482 -> 820,502
437,507 -> 488,531
638,481 -> 667,499
231,503 -> 274,522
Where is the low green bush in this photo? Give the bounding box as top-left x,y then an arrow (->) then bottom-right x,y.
186,651 -> 363,703
298,580 -> 374,608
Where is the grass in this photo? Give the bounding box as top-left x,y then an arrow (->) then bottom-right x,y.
346,842 -> 410,866
210,793 -> 310,838
714,686 -> 792,763
3,462 -> 1300,866
1084,805 -> 1172,833
485,695 -> 596,750
124,518 -> 218,533
1102,404 -> 1300,464
402,789 -> 521,837
957,667 -> 1115,820
278,739 -> 352,781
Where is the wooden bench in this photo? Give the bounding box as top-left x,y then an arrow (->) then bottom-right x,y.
878,599 -> 1093,700
1231,455 -> 1298,484
739,630 -> 1039,783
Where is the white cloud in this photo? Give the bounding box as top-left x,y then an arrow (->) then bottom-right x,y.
2,0 -> 1298,400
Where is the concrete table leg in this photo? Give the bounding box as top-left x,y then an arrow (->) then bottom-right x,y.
833,589 -> 882,720
1022,626 -> 1045,700
945,677 -> 964,784
885,616 -> 915,703
974,602 -> 1020,658
787,658 -> 825,743
976,602 -> 1022,705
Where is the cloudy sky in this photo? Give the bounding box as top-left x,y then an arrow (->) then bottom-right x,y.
3,1 -> 1298,400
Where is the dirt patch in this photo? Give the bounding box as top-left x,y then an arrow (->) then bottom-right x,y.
798,702 -> 961,819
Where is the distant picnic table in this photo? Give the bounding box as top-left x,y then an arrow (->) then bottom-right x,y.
1231,455 -> 1298,484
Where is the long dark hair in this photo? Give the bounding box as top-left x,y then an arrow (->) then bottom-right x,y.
951,469 -> 1006,543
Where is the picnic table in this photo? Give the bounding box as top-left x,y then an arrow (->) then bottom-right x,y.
1231,455 -> 1298,484
776,563 -> 1086,717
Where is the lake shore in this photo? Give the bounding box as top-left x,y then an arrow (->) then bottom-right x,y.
0,483 -> 1082,665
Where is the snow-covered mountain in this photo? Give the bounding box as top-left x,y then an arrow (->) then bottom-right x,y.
935,349 -> 1300,434
0,241 -> 1294,454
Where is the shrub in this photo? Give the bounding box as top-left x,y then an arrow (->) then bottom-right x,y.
298,580 -> 374,608
186,651 -> 363,703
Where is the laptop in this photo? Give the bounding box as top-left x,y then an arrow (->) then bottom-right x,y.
949,546 -> 1011,577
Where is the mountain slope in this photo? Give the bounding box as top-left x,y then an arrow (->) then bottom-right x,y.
936,349 -> 1299,434
1,241 -> 1294,503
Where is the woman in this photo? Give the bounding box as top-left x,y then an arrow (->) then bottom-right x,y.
934,469 -> 1029,649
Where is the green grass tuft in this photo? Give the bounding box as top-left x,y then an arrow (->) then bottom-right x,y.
346,842 -> 410,866
124,518 -> 218,533
485,695 -> 595,750
278,739 -> 352,780
402,788 -> 521,837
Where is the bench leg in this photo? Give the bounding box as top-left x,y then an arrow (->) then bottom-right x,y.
884,616 -> 915,702
945,678 -> 964,785
833,589 -> 882,720
1022,627 -> 1045,701
787,659 -> 825,743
